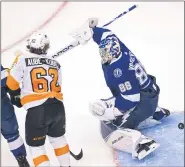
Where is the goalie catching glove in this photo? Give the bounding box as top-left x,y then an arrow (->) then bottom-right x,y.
89,99 -> 123,122
70,18 -> 98,45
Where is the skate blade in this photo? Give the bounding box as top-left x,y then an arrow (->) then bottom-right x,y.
138,143 -> 160,160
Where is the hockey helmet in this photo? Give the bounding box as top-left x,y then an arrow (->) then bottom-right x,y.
26,32 -> 50,55
99,36 -> 121,64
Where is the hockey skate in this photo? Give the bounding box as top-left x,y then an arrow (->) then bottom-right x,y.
137,140 -> 160,160
153,107 -> 170,121
162,108 -> 170,117
16,156 -> 30,167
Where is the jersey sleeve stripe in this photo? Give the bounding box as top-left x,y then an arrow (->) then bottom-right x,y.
10,55 -> 21,69
6,74 -> 20,90
120,93 -> 140,102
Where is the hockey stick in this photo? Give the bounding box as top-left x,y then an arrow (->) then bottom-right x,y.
70,149 -> 83,160
52,4 -> 138,58
102,5 -> 138,27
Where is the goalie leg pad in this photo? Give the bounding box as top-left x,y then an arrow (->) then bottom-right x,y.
105,128 -> 142,157
100,121 -> 117,140
103,127 -> 160,160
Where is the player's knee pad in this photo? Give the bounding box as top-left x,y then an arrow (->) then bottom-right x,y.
48,135 -> 70,166
29,145 -> 50,167
2,130 -> 19,142
1,96 -> 15,116
104,128 -> 158,159
1,101 -> 19,137
1,114 -> 19,138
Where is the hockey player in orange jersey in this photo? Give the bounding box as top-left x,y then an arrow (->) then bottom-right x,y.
7,33 -> 70,167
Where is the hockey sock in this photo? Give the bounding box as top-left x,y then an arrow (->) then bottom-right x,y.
7,135 -> 27,158
29,145 -> 50,166
48,135 -> 70,166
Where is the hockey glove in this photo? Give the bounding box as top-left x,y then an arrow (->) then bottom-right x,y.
11,95 -> 22,108
70,18 -> 98,45
8,88 -> 22,108
88,17 -> 99,28
89,99 -> 123,122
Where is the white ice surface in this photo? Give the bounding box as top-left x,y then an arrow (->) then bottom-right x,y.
1,2 -> 184,166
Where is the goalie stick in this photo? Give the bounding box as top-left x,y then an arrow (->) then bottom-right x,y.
52,4 -> 138,59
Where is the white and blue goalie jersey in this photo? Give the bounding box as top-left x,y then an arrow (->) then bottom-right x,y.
92,27 -> 154,112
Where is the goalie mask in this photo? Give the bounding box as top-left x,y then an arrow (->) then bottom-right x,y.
26,32 -> 50,55
99,36 -> 121,64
